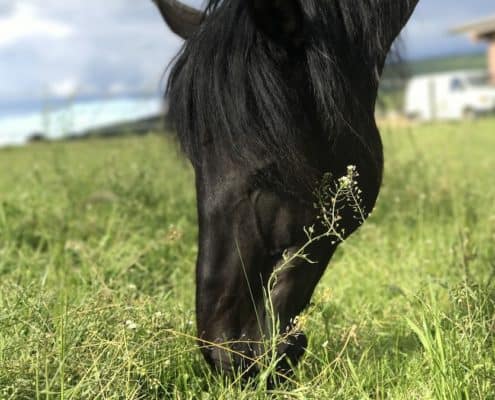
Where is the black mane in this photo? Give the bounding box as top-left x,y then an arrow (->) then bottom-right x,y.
166,0 -> 411,178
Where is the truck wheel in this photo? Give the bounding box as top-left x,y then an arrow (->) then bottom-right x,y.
463,108 -> 476,120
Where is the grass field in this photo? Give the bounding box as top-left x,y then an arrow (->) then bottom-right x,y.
1,119 -> 495,399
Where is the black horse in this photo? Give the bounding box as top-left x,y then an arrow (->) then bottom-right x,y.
152,0 -> 419,375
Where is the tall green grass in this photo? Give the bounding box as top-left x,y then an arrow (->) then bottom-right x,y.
1,119 -> 494,399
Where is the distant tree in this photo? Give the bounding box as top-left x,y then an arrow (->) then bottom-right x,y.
27,132 -> 47,143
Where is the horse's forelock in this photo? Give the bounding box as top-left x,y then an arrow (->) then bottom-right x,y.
165,0 -> 410,182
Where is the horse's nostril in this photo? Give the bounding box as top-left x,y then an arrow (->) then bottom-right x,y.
277,331 -> 308,372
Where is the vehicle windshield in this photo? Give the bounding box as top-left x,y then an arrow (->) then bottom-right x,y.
466,74 -> 492,87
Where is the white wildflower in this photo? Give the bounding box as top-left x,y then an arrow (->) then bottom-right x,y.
125,320 -> 138,330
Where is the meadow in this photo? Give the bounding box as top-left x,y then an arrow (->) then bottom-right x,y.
0,118 -> 494,399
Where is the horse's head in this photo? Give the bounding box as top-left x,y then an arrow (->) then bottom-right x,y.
152,0 -> 419,377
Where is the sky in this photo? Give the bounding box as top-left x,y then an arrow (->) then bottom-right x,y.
0,0 -> 493,109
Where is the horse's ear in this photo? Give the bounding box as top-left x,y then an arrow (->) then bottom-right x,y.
248,0 -> 305,47
152,0 -> 204,40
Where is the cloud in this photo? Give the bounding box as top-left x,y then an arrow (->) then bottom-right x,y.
49,78 -> 80,98
0,0 -> 14,16
0,3 -> 73,47
0,0 -> 183,103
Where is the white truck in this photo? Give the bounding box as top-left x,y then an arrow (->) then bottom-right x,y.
404,70 -> 495,121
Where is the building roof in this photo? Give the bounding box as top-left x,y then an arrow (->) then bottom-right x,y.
452,14 -> 495,41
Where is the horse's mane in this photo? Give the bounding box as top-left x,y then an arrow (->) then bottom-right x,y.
166,0 -> 411,178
